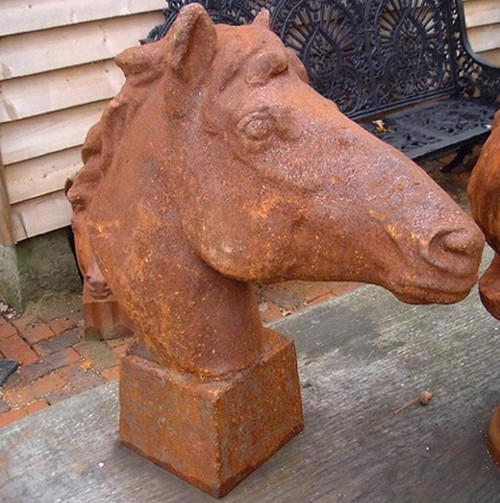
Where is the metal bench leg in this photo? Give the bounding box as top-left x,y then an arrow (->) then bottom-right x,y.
441,144 -> 474,173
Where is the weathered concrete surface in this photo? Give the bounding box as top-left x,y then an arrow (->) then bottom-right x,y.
0,243 -> 21,310
0,248 -> 498,503
0,229 -> 81,312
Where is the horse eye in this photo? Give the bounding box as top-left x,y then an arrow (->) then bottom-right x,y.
240,114 -> 274,141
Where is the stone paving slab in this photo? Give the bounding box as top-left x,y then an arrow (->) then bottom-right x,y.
1,249 -> 499,502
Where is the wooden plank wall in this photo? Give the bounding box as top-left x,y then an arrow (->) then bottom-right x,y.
0,0 -> 498,244
0,0 -> 166,244
465,0 -> 500,66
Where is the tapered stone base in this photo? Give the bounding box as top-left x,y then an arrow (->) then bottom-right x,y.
487,407 -> 500,467
119,329 -> 304,498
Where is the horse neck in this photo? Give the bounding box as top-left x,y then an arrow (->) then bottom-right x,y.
155,234 -> 266,378
97,100 -> 266,378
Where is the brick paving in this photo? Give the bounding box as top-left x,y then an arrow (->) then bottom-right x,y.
0,155 -> 474,429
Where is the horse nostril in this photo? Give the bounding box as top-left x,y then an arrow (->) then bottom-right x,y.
427,227 -> 484,264
86,275 -> 108,290
442,228 -> 484,256
442,230 -> 474,255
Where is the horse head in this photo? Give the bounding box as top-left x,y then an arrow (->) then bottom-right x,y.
165,6 -> 483,303
68,5 -> 484,377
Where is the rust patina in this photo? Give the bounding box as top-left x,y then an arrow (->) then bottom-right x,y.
468,111 -> 500,466
68,5 -> 484,497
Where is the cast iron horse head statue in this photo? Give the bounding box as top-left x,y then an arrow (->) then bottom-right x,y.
469,111 -> 500,321
68,5 -> 484,380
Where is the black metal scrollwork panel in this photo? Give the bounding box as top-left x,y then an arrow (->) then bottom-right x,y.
361,98 -> 496,159
362,121 -> 441,156
370,0 -> 455,109
272,0 -> 369,116
146,0 -> 499,119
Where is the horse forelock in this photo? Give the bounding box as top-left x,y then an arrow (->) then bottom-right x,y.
214,24 -> 290,87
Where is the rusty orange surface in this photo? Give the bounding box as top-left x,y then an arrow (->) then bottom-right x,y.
468,110 -> 500,466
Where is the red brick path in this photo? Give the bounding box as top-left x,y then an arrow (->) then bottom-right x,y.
0,308 -> 125,428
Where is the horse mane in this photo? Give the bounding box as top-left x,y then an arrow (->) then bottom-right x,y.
67,42 -> 167,211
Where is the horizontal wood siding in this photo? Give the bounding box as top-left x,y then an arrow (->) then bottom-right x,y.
464,0 -> 500,65
0,4 -> 165,243
0,0 -> 165,37
0,61 -> 124,123
10,191 -> 72,242
1,101 -> 107,165
464,0 -> 500,28
0,13 -> 164,80
0,0 -> 498,243
477,48 -> 500,66
4,147 -> 82,205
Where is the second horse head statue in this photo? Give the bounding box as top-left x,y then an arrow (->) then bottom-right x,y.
468,110 -> 500,467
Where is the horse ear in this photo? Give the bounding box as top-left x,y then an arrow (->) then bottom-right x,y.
253,9 -> 271,29
168,4 -> 217,82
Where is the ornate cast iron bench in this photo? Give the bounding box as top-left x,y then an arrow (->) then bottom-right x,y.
145,0 -> 499,166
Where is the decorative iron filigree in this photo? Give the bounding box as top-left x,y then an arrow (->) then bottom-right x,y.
145,0 -> 499,118
146,0 -> 498,162
361,98 -> 495,159
272,0 -> 368,116
362,120 -> 441,156
370,0 -> 455,110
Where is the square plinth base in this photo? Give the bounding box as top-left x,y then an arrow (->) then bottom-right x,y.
119,330 -> 304,498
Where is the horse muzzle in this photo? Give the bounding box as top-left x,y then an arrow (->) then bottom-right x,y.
393,224 -> 484,304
